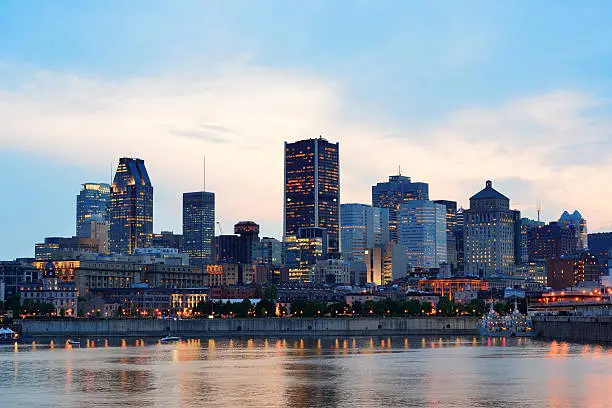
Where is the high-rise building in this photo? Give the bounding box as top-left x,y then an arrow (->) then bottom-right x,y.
183,191 -> 215,266
284,137 -> 340,253
587,232 -> 612,275
213,235 -> 241,264
340,203 -> 389,263
519,218 -> 545,263
527,222 -> 578,261
76,183 -> 110,238
398,200 -> 447,269
254,237 -> 283,267
464,180 -> 520,277
559,210 -> 588,249
234,221 -> 260,264
285,227 -> 328,282
547,252 -> 600,290
372,175 -> 429,243
433,200 -> 458,268
109,158 -> 153,254
455,207 -> 465,272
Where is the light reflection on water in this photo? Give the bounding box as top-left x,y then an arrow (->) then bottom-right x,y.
0,336 -> 610,408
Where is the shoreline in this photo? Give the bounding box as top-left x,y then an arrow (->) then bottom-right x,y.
18,316 -> 479,337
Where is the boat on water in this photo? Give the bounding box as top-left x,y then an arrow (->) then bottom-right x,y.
66,339 -> 81,346
160,335 -> 181,343
479,301 -> 536,338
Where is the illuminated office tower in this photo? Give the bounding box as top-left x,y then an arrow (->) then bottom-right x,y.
285,227 -> 328,282
109,158 -> 153,254
372,174 -> 428,243
284,137 -> 340,253
398,200 -> 447,269
463,180 -> 520,278
76,183 -> 110,238
183,191 -> 215,266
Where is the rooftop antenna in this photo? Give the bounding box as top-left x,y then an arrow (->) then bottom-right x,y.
398,165 -> 401,176
536,201 -> 542,223
203,154 -> 206,192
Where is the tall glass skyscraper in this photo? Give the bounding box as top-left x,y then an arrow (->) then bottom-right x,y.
109,158 -> 153,254
284,137 -> 340,253
76,183 -> 110,237
372,175 -> 429,244
340,203 -> 389,262
398,200 -> 447,269
183,191 -> 215,266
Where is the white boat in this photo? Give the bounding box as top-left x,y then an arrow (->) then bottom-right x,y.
479,301 -> 536,338
67,339 -> 81,346
160,335 -> 181,343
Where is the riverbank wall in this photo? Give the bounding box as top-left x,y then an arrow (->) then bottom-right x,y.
20,317 -> 479,337
532,316 -> 612,344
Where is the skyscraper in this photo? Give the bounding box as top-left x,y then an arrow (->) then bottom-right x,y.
559,210 -> 588,249
372,174 -> 429,243
234,221 -> 260,264
109,158 -> 153,254
183,191 -> 215,266
433,200 -> 458,268
398,200 -> 447,269
463,180 -> 520,277
285,227 -> 328,282
76,183 -> 110,238
284,137 -> 340,253
340,203 -> 389,262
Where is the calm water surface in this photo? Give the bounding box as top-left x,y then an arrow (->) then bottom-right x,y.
0,336 -> 610,408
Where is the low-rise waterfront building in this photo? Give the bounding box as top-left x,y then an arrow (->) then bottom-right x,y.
19,262 -> 78,315
417,278 -> 489,300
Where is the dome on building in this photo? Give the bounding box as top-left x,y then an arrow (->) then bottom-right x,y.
469,180 -> 509,201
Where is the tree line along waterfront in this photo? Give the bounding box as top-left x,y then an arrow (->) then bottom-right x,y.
1,288 -> 527,319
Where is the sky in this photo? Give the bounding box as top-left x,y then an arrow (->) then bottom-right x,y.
2,1 -> 612,259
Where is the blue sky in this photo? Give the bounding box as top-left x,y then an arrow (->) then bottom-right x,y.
2,1 -> 612,258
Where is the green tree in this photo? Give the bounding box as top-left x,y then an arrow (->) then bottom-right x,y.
313,302 -> 328,317
494,301 -> 511,315
233,299 -> 252,318
254,298 -> 275,317
363,300 -> 376,316
351,301 -> 363,316
466,299 -> 487,316
436,297 -> 456,316
421,301 -> 433,314
328,302 -> 348,316
263,285 -> 278,300
5,293 -> 20,314
403,300 -> 422,315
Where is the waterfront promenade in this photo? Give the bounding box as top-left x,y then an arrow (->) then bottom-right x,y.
19,317 -> 479,337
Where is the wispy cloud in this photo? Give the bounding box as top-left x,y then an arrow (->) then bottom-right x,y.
1,62 -> 612,247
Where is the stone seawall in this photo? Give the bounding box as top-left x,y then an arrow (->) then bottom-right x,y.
20,317 -> 479,337
533,316 -> 612,344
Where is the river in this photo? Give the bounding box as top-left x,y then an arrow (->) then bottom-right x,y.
0,336 -> 610,407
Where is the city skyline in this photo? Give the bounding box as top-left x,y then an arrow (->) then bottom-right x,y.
4,2 -> 612,258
